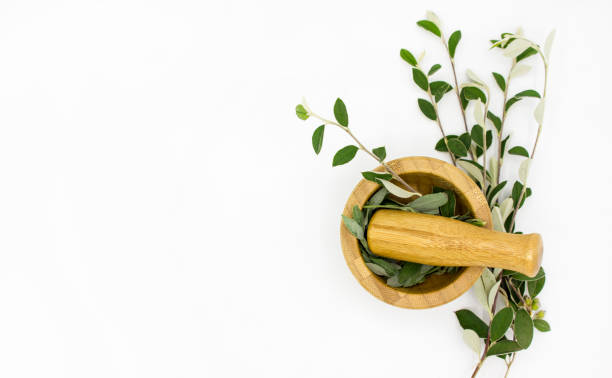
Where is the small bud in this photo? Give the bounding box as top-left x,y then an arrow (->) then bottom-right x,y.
525,298 -> 532,307
532,298 -> 540,311
535,311 -> 546,319
295,104 -> 310,120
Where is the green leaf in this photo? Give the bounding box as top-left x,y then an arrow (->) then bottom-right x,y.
511,181 -> 532,209
490,307 -> 514,341
458,133 -> 471,150
400,49 -> 417,66
505,96 -> 521,111
409,192 -> 448,212
501,135 -> 510,158
487,111 -> 502,132
366,262 -> 390,277
361,171 -> 393,183
296,104 -> 309,120
416,20 -> 441,37
370,258 -> 399,276
528,275 -> 546,298
333,98 -> 349,127
515,89 -> 541,98
462,86 -> 487,103
311,125 -> 325,154
418,98 -> 436,120
508,146 -> 529,157
507,267 -> 544,282
487,180 -> 507,205
492,72 -> 506,91
534,319 -> 551,332
332,145 -> 359,166
342,215 -> 363,240
412,68 -> 429,91
372,146 -> 386,161
430,81 -> 453,102
448,31 -> 461,58
474,133 -> 493,158
487,340 -> 523,356
455,309 -> 489,338
471,125 -> 491,148
366,188 -> 388,207
398,262 -> 423,285
435,135 -> 457,152
447,138 -> 468,157
434,187 -> 456,217
352,205 -> 363,226
514,309 -> 534,348
428,64 -> 441,76
516,47 -> 538,62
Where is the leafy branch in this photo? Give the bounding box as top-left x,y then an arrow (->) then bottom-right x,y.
296,98 -> 421,195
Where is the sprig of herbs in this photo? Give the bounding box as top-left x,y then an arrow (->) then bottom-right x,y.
292,11 -> 554,378
296,99 -> 420,196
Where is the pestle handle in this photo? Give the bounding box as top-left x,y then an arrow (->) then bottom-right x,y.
367,210 -> 543,277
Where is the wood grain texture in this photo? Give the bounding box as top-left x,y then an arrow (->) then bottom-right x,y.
367,211 -> 543,277
340,156 -> 493,309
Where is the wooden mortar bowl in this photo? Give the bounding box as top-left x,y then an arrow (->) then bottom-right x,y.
340,156 -> 492,309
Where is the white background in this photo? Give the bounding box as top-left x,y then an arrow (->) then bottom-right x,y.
0,1 -> 610,377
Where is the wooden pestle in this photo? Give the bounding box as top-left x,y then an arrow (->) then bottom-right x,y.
367,209 -> 543,277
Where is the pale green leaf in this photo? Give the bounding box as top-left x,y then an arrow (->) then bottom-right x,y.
488,280 -> 502,310
544,29 -> 556,59
466,69 -> 485,85
534,99 -> 546,124
379,179 -> 420,199
481,268 -> 496,294
472,276 -> 489,310
503,39 -> 532,59
492,206 -> 505,232
500,198 -> 514,222
473,99 -> 485,125
457,160 -> 484,187
519,158 -> 532,183
462,329 -> 482,355
510,64 -> 531,78
426,10 -> 442,28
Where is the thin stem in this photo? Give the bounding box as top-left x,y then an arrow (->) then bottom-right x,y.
504,353 -> 517,378
471,356 -> 485,378
508,51 -> 548,231
442,38 -> 476,161
505,277 -> 528,307
496,60 -> 517,186
426,89 -> 457,166
481,100 -> 489,192
307,110 -> 421,194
